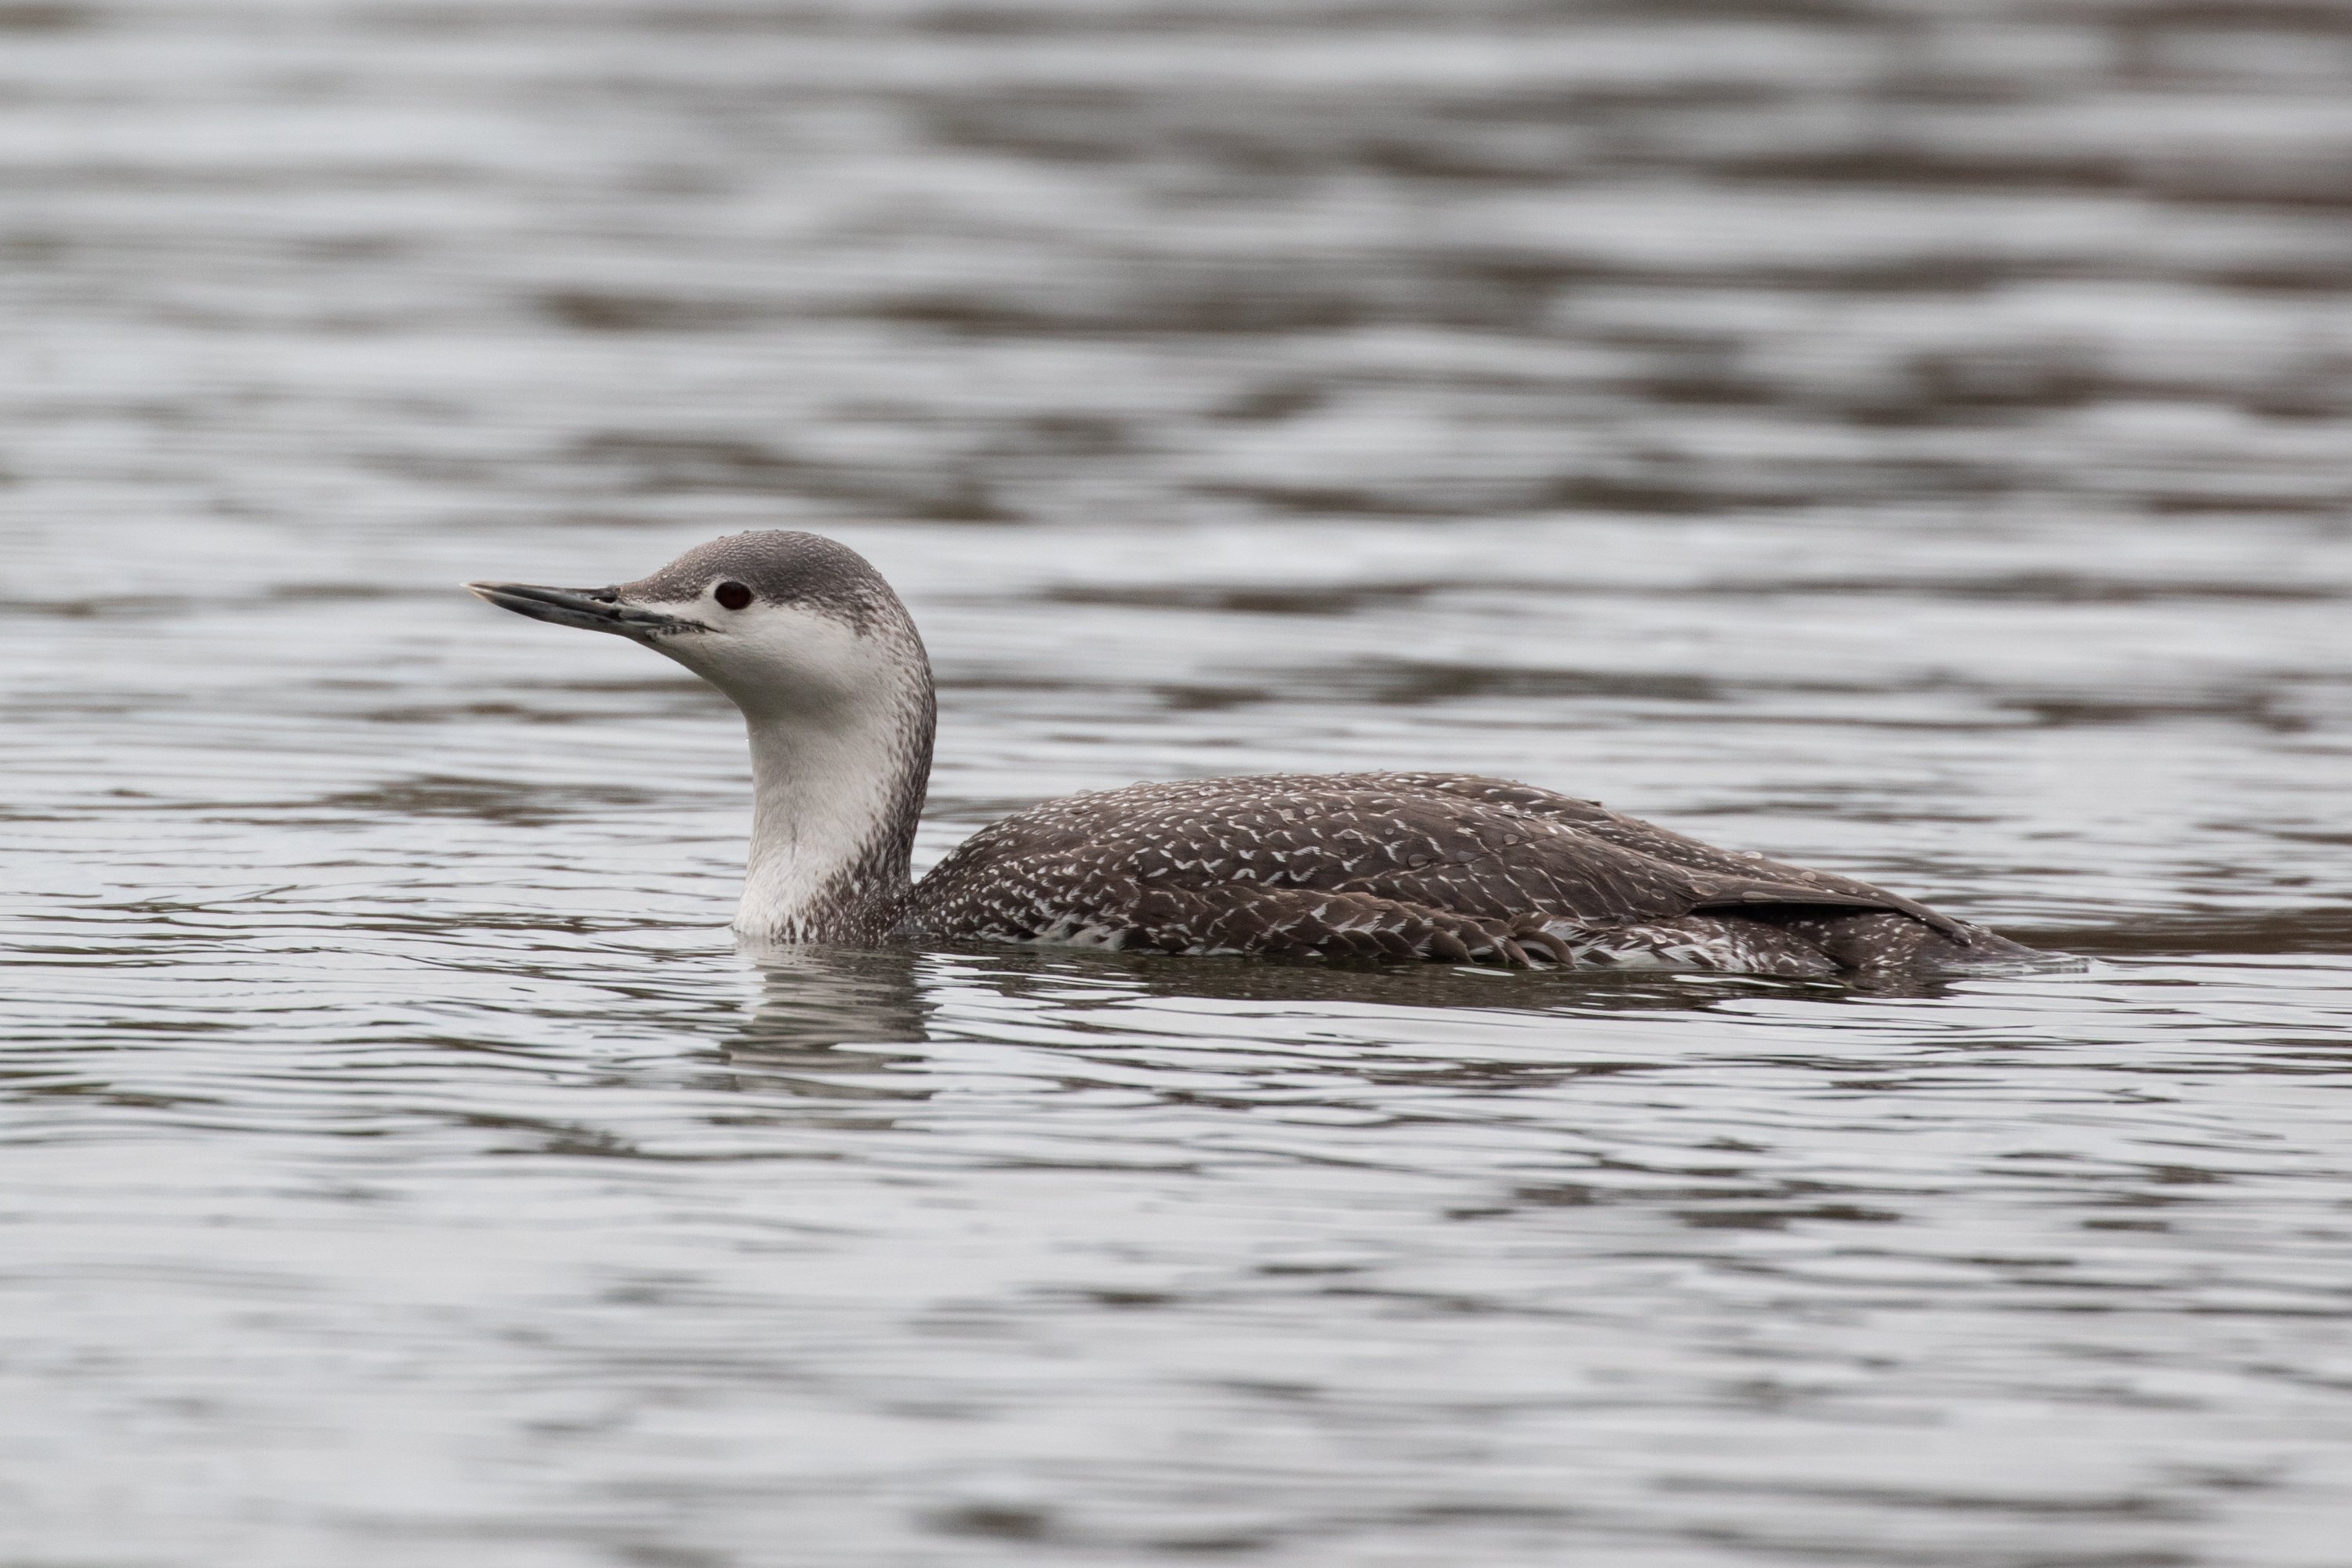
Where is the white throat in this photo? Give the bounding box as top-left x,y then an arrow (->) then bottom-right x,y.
650,598 -> 934,943
738,700 -> 923,940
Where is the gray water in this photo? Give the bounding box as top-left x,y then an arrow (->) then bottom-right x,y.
6,2 -> 2352,1563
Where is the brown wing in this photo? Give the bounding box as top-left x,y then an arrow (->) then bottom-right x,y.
905,855 -> 1577,965
1359,772 -> 1963,935
908,771 -> 1957,942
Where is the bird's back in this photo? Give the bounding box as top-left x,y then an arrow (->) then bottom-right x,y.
905,772 -> 2042,975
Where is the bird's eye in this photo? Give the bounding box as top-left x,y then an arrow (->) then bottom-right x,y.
714,582 -> 753,611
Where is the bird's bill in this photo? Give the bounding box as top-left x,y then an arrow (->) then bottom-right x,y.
463,582 -> 706,639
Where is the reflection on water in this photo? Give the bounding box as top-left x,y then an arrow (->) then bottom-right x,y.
5,0 -> 2352,1564
737,945 -> 935,1052
727,947 -> 934,1100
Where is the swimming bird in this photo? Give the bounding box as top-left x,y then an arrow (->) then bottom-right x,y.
467,531 -> 2051,977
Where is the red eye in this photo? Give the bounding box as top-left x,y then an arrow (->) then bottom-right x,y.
714,582 -> 753,611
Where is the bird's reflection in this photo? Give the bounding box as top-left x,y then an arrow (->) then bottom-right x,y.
724,942 -> 933,1099
716,934 -> 1982,1109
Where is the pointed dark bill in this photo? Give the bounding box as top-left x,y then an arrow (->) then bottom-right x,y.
464,582 -> 706,639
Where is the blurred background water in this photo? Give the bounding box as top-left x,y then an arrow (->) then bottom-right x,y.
5,1 -> 2351,1563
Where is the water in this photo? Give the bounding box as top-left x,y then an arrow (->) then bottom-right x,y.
5,1 -> 2352,1563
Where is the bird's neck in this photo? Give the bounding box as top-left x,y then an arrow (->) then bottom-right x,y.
735,668 -> 934,945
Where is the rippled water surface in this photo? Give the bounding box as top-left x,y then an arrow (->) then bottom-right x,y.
6,2 -> 2352,1563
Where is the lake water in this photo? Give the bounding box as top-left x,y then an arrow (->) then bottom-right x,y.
5,2 -> 2351,1563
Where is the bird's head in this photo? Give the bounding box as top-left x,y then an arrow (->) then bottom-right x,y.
466,530 -> 927,724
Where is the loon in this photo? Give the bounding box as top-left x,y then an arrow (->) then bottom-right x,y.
467,530 -> 2053,978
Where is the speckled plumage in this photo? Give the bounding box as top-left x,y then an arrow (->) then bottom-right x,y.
471,531 -> 2055,978
903,771 -> 2040,975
